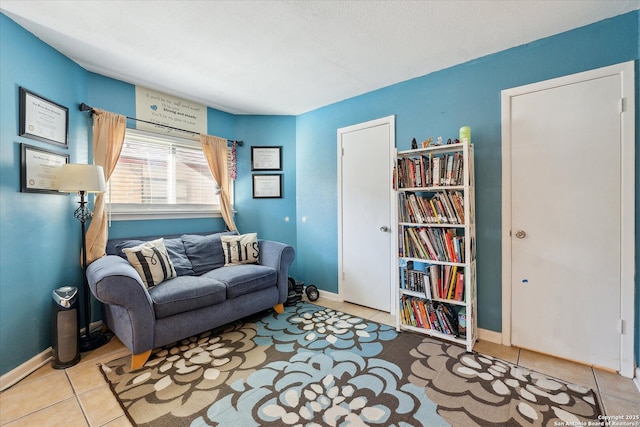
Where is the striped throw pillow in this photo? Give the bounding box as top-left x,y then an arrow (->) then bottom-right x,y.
123,238 -> 177,288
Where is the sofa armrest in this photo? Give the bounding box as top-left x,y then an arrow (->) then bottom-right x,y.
258,240 -> 295,303
86,255 -> 156,353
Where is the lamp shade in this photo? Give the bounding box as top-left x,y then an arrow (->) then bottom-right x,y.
57,164 -> 106,193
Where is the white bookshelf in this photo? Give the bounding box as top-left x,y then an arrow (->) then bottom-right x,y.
394,142 -> 477,352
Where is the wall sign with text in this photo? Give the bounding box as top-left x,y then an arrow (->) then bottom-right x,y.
135,86 -> 207,138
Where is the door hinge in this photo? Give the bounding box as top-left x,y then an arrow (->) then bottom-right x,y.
618,319 -> 624,334
619,98 -> 625,113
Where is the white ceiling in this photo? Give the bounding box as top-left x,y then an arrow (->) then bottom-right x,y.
2,1 -> 639,115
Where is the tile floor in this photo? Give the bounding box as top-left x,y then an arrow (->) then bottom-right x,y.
1,298 -> 638,426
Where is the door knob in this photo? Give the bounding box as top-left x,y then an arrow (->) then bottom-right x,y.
515,230 -> 526,239
380,226 -> 389,232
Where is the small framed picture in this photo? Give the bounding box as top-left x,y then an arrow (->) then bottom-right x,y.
21,144 -> 69,194
251,146 -> 282,171
19,87 -> 69,148
252,174 -> 282,198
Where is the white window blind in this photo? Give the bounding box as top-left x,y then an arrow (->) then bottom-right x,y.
107,128 -> 231,220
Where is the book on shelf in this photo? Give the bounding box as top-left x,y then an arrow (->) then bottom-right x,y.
427,301 -> 442,333
457,307 -> 467,338
429,264 -> 441,300
432,156 -> 441,187
454,271 -> 465,302
445,155 -> 454,186
446,266 -> 458,300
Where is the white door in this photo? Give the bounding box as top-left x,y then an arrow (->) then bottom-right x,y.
502,62 -> 635,376
338,116 -> 395,312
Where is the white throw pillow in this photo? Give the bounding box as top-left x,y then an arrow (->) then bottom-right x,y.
220,233 -> 259,266
123,238 -> 177,288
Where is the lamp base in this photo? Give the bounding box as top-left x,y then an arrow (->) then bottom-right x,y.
79,330 -> 110,352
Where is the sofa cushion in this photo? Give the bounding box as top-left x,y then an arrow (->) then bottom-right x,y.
182,231 -> 237,275
122,238 -> 177,288
148,276 -> 227,319
220,233 -> 259,266
202,264 -> 277,299
116,237 -> 195,276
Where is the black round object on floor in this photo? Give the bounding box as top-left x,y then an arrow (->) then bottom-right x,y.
305,285 -> 319,301
284,290 -> 302,306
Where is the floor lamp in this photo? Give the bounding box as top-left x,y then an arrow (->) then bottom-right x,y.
58,164 -> 110,352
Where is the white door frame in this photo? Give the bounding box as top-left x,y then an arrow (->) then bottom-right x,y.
501,61 -> 635,377
337,115 -> 396,315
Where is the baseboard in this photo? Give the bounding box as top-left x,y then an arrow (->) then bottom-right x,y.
477,328 -> 502,344
316,289 -> 341,302
0,347 -> 52,392
0,320 -> 104,392
634,367 -> 640,394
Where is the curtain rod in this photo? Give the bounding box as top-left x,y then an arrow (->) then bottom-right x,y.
79,103 -> 243,146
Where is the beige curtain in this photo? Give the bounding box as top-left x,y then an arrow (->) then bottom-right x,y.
201,134 -> 237,231
86,109 -> 126,264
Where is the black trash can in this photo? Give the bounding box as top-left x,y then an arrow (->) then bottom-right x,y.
51,286 -> 80,369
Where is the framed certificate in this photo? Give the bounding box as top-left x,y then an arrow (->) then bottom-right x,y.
19,87 -> 69,147
21,144 -> 69,194
252,174 -> 282,198
251,146 -> 282,171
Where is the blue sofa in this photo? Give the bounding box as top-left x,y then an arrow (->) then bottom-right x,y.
86,231 -> 295,370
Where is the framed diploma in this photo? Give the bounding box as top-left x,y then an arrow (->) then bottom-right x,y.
251,146 -> 282,171
21,144 -> 69,194
19,87 -> 69,147
252,174 -> 282,198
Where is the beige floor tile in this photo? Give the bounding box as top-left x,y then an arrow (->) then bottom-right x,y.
3,397 -> 88,427
369,310 -> 396,327
78,337 -> 128,365
473,340 -> 520,364
339,302 -> 380,320
600,393 -> 640,417
66,361 -> 108,395
594,369 -> 640,402
0,370 -> 74,424
312,297 -> 345,311
67,344 -> 129,395
100,416 -> 134,427
518,349 -> 597,389
19,362 -> 59,385
77,384 -> 124,427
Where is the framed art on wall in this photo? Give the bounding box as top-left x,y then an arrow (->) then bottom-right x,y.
19,87 -> 69,148
252,174 -> 282,198
21,143 -> 69,194
251,146 -> 282,171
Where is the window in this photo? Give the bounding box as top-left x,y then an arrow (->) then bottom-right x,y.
107,128 -> 231,220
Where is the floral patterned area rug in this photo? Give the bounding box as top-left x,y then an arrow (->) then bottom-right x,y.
101,302 -> 602,426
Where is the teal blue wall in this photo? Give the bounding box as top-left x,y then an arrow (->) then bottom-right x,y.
1,11 -> 639,375
0,14 -> 89,375
233,115 -> 298,277
295,12 -> 639,341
